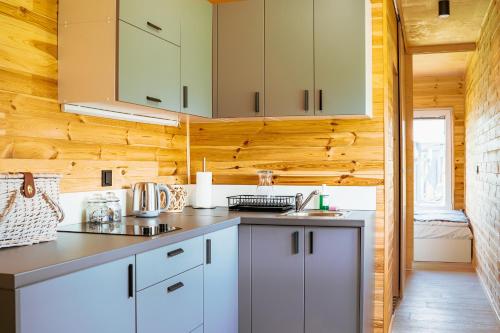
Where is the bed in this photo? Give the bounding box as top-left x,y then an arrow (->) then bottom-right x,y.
414,209 -> 473,263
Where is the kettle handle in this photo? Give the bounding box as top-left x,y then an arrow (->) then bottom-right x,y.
158,184 -> 171,212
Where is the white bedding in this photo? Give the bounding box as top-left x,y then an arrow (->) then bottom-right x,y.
414,209 -> 473,240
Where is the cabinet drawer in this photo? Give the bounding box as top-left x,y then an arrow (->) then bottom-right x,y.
137,266 -> 203,333
118,21 -> 181,113
136,236 -> 203,290
119,0 -> 180,45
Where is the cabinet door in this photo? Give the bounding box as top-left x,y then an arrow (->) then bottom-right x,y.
119,0 -> 181,45
305,227 -> 361,333
251,226 -> 304,333
118,21 -> 181,112
181,0 -> 213,118
265,0 -> 314,117
17,256 -> 135,333
314,0 -> 370,116
217,0 -> 264,118
204,226 -> 238,333
137,266 -> 203,333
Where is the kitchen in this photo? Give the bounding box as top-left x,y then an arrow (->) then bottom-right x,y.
0,0 -> 499,333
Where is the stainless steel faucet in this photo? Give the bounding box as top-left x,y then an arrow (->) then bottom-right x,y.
295,190 -> 319,212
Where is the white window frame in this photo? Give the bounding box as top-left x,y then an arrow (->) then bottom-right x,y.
413,108 -> 454,210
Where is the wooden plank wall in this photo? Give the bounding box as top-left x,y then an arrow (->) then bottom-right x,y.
383,0 -> 398,330
0,0 -> 187,193
464,0 -> 500,318
403,54 -> 414,269
413,75 -> 466,209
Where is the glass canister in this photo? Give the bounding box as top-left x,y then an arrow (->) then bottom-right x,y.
256,170 -> 274,198
86,194 -> 109,223
105,192 -> 122,222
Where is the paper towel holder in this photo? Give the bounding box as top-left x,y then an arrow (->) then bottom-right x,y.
193,157 -> 217,209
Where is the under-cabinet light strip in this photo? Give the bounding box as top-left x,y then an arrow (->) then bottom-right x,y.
62,104 -> 179,127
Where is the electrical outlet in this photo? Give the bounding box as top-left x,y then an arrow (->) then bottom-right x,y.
101,170 -> 112,187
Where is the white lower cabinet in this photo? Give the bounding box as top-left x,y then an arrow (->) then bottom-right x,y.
137,265 -> 204,333
136,226 -> 239,333
10,227 -> 238,333
17,256 -> 136,333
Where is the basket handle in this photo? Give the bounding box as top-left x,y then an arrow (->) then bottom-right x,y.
0,191 -> 17,222
42,192 -> 65,223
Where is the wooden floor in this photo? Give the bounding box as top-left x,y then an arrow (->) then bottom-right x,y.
392,263 -> 500,333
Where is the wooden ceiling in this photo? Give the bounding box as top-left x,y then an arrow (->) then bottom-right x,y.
399,0 -> 491,51
413,52 -> 471,77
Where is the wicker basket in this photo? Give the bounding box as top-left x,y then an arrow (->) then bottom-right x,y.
0,173 -> 65,248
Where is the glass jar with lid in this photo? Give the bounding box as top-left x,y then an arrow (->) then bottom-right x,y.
105,192 -> 122,222
86,194 -> 109,223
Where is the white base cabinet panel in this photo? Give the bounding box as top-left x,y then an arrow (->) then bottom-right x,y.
16,256 -> 135,333
204,226 -> 239,333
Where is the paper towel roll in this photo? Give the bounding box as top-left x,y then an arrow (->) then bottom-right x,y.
195,172 -> 213,208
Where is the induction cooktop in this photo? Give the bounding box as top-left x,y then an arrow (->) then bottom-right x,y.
58,222 -> 181,237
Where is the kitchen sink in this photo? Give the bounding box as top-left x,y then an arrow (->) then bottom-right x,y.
283,210 -> 351,218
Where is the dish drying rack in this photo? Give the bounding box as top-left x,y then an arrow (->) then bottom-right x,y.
227,195 -> 295,212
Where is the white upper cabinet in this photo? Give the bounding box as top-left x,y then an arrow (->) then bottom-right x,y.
58,0 -> 214,124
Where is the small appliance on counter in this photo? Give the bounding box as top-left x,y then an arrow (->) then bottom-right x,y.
132,182 -> 170,218
58,222 -> 180,237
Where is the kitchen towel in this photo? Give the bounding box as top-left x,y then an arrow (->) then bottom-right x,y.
195,172 -> 213,208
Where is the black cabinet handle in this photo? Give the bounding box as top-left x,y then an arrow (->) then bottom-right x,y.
304,90 -> 309,112
146,96 -> 162,103
183,86 -> 188,108
206,239 -> 212,264
167,248 -> 184,258
146,21 -> 162,31
167,282 -> 184,293
309,231 -> 314,254
128,264 -> 134,298
254,92 -> 260,113
292,231 -> 299,254
319,90 -> 323,111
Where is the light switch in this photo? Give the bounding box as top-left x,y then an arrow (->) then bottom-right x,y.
101,170 -> 112,187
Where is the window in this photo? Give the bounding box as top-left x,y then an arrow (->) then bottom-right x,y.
413,109 -> 453,210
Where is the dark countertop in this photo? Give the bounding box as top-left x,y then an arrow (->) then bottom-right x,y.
0,207 -> 375,290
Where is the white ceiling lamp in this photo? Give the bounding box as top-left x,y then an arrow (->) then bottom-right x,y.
438,0 -> 450,18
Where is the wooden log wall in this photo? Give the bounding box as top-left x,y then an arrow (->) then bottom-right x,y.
382,1 -> 398,330
0,0 -> 187,193
413,75 -> 466,209
464,0 -> 500,318
0,0 -> 401,331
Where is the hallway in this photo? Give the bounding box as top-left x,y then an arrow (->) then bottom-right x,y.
392,263 -> 500,332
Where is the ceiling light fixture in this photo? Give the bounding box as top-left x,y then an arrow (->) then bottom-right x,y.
438,0 -> 450,18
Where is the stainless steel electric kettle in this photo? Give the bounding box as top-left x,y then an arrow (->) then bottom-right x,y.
132,182 -> 170,218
